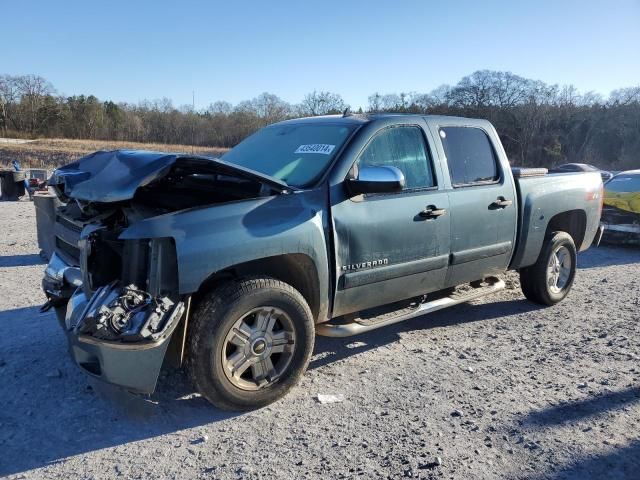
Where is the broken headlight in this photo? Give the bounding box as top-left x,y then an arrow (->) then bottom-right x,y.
76,283 -> 181,342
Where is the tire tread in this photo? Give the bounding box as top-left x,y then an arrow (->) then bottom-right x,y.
186,276 -> 313,410
519,231 -> 576,306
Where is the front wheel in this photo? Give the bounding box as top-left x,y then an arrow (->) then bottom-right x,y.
187,277 -> 315,410
519,231 -> 577,306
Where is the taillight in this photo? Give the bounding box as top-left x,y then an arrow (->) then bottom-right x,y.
585,185 -> 604,202
585,184 -> 604,219
587,184 -> 604,218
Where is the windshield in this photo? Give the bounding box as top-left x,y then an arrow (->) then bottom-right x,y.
606,174 -> 640,193
222,123 -> 356,187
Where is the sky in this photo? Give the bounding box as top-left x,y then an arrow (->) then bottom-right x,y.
3,0 -> 640,110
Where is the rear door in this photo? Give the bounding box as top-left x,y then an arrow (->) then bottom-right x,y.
330,121 -> 450,317
431,124 -> 517,286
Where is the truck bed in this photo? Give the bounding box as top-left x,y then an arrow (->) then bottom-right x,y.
509,170 -> 602,269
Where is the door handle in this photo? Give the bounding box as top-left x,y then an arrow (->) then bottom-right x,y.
419,205 -> 446,218
490,197 -> 513,209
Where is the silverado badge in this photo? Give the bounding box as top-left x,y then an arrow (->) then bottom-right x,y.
342,258 -> 389,272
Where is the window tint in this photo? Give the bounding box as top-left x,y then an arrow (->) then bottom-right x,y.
357,126 -> 434,190
440,127 -> 499,186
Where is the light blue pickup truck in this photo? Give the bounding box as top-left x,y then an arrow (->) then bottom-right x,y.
43,113 -> 603,410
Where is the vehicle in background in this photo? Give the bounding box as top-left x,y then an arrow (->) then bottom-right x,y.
26,168 -> 49,190
550,163 -> 613,183
26,168 -> 49,182
601,169 -> 640,243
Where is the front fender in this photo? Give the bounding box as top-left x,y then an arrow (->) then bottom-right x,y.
119,189 -> 329,303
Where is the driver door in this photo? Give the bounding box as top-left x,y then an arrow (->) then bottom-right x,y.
331,123 -> 450,317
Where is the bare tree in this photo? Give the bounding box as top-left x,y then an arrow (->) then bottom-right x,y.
1,71 -> 640,172
0,75 -> 20,135
15,74 -> 54,133
609,86 -> 640,106
299,90 -> 347,116
367,92 -> 382,112
206,101 -> 233,115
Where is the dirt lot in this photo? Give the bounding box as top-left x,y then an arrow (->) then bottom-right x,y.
0,138 -> 228,170
0,200 -> 639,480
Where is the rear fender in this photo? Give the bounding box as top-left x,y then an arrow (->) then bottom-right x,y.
510,173 -> 601,269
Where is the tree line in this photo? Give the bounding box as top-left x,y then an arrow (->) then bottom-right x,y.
1,71 -> 639,169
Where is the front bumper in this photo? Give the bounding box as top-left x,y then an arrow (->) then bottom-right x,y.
67,336 -> 166,393
64,288 -> 184,394
43,253 -> 185,394
601,222 -> 640,234
600,221 -> 640,243
42,252 -> 81,305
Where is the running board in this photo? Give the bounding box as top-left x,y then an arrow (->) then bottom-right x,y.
317,276 -> 505,337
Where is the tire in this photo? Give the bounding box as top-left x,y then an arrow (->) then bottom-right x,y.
187,277 -> 315,410
519,231 -> 577,306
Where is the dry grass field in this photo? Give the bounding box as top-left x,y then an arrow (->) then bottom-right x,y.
0,138 -> 228,170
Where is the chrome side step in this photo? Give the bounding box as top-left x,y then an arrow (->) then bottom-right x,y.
317,276 -> 505,338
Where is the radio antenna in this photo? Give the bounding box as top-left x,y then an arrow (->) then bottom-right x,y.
191,90 -> 195,154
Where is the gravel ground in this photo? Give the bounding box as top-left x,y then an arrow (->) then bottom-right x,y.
0,200 -> 639,480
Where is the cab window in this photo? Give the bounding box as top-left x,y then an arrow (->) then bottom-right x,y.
440,127 -> 500,186
357,126 -> 435,190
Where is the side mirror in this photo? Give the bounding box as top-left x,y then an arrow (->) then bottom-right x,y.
347,165 -> 405,195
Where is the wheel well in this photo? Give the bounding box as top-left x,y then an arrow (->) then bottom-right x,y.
546,210 -> 587,249
194,254 -> 321,321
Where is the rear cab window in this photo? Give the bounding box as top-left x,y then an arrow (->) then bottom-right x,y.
439,127 -> 500,187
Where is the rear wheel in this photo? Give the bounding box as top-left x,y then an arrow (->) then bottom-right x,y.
187,277 -> 315,410
519,231 -> 577,306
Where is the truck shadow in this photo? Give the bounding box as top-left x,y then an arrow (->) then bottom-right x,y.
541,440 -> 640,480
578,245 -> 640,269
0,306 -> 241,477
519,385 -> 640,428
0,253 -> 45,267
514,386 -> 640,479
311,297 -> 542,371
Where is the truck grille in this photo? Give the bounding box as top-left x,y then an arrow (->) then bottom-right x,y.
54,213 -> 82,265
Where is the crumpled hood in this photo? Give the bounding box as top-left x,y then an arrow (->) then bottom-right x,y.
50,149 -> 293,202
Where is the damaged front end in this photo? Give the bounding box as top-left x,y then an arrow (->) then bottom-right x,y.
42,150 -> 291,394
57,223 -> 187,393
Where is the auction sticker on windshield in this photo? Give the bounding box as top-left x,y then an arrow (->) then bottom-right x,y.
295,144 -> 336,155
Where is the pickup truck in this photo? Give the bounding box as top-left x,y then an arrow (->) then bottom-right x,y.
42,114 -> 603,410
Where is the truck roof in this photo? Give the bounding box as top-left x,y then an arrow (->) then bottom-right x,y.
274,113 -> 480,126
